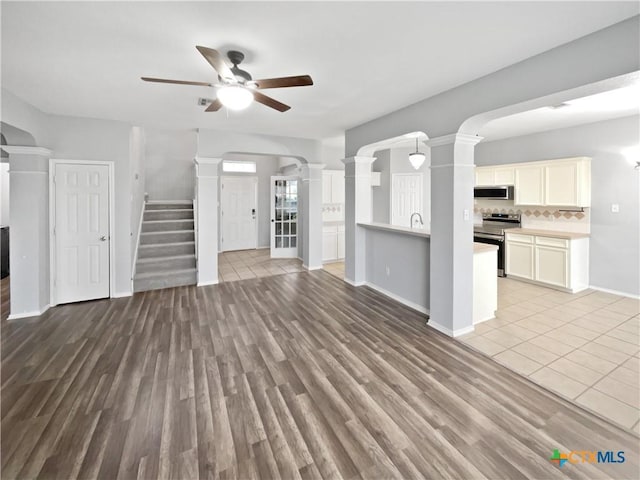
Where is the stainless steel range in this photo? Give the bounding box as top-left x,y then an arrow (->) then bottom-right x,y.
473,213 -> 521,277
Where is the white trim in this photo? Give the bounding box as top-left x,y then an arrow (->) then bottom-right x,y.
425,133 -> 483,147
7,170 -> 48,175
7,305 -> 50,320
363,281 -> 429,315
341,156 -> 376,166
429,163 -> 476,169
49,159 -> 116,306
426,320 -> 453,336
194,156 -> 222,165
1,146 -> 53,156
589,285 -> 640,300
146,200 -> 192,204
453,325 -> 475,337
302,264 -> 323,271
131,199 -> 146,284
344,277 -> 365,287
112,291 -> 132,298
197,279 -> 219,287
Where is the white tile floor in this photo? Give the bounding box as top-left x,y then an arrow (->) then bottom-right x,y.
459,278 -> 640,433
218,249 -> 304,282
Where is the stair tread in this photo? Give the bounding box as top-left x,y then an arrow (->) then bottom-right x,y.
135,267 -> 196,279
141,229 -> 195,235
139,241 -> 195,248
137,254 -> 195,264
143,219 -> 193,223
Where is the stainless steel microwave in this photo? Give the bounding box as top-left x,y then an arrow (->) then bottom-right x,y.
474,185 -> 514,200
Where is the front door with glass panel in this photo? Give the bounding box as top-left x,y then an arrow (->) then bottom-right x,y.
270,176 -> 298,258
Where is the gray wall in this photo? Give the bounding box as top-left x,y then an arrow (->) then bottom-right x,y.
365,228 -> 430,311
145,128 -> 197,201
46,114 -> 135,295
372,149 -> 390,223
0,163 -> 9,226
475,115 -> 640,296
129,126 -> 146,265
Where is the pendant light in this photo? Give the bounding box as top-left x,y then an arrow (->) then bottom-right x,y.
409,138 -> 425,170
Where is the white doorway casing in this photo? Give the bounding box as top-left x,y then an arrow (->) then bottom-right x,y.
220,176 -> 258,252
270,176 -> 299,258
50,160 -> 115,306
391,173 -> 423,227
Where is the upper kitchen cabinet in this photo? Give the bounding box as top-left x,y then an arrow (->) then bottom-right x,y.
514,164 -> 545,205
475,166 -> 515,186
512,157 -> 591,207
322,170 -> 345,204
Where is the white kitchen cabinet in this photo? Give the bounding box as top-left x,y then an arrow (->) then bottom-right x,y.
506,231 -> 589,292
475,166 -> 515,186
506,236 -> 535,280
514,164 -> 545,206
322,170 -> 345,204
512,157 -> 591,207
323,224 -> 345,262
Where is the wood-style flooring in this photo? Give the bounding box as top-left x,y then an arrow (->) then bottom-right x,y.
1,270 -> 639,479
1,275 -> 9,322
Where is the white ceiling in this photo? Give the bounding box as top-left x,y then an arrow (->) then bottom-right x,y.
479,84 -> 640,141
2,2 -> 638,140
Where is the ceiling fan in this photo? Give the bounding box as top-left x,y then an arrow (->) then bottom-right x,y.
141,46 -> 313,112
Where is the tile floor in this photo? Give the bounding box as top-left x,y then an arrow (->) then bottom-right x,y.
323,261 -> 345,279
218,249 -> 304,282
459,278 -> 640,433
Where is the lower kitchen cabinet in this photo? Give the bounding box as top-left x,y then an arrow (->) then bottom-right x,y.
323,224 -> 345,262
506,231 -> 589,292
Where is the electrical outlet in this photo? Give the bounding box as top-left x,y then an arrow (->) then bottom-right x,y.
386,266 -> 390,276
611,204 -> 620,213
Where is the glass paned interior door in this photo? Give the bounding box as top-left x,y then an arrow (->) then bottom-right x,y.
271,177 -> 298,258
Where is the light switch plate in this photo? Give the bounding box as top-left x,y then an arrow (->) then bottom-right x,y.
611,204 -> 620,213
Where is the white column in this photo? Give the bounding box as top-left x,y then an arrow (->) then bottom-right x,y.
2,146 -> 53,319
194,157 -> 221,286
342,156 -> 376,285
426,133 -> 482,336
300,163 -> 325,270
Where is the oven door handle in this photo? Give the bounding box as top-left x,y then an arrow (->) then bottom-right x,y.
474,233 -> 504,241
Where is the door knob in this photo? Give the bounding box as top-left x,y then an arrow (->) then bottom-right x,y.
99,236 -> 107,241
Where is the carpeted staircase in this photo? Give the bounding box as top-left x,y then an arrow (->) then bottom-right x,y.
133,202 -> 197,292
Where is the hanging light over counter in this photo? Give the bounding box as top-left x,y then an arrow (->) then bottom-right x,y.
409,137 -> 425,170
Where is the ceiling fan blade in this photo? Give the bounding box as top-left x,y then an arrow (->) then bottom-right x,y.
196,46 -> 235,82
205,99 -> 223,112
252,91 -> 291,112
141,76 -> 212,87
253,75 -> 313,89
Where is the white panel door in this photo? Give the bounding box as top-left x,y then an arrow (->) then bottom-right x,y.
391,173 -> 423,227
55,163 -> 110,304
271,176 -> 299,258
221,176 -> 257,252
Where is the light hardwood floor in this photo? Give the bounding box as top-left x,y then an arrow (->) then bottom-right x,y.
2,270 -> 639,479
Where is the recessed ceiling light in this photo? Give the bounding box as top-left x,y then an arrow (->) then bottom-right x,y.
548,103 -> 570,110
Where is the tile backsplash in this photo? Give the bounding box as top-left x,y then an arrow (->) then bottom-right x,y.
322,203 -> 343,222
474,200 -> 590,233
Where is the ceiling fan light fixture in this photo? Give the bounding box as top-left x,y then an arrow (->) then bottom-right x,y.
409,138 -> 425,170
217,85 -> 254,110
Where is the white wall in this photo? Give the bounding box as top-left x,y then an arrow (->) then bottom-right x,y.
320,136 -> 345,169
475,115 -> 640,296
0,163 -> 9,226
144,128 -> 197,200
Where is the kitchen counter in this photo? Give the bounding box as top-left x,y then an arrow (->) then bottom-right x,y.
474,242 -> 498,254
507,228 -> 589,239
357,222 -> 430,238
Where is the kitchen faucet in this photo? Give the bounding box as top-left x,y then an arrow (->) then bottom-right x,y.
410,212 -> 424,229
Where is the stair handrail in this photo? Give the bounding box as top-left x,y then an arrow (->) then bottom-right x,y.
193,196 -> 198,261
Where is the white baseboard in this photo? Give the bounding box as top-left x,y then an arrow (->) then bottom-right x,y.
8,304 -> 50,320
344,277 -> 365,287
112,291 -> 132,298
303,264 -> 323,271
197,279 -> 219,287
363,282 -> 429,315
590,285 -> 640,300
426,320 -> 453,336
147,200 -> 192,204
453,325 -> 475,337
